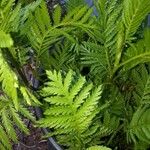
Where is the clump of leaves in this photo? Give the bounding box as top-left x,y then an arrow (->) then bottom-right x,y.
37,0 -> 150,149
38,70 -> 112,149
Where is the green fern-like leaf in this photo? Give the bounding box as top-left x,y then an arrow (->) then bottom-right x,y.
19,0 -> 42,29
66,0 -> 86,12
9,46 -> 30,67
22,0 -> 95,68
38,70 -> 105,149
126,65 -> 150,143
0,31 -> 13,48
81,0 -> 122,80
20,86 -> 41,105
0,0 -> 21,32
0,96 -> 35,149
1,110 -> 18,142
123,0 -> 150,41
127,106 -> 150,144
81,42 -> 109,80
131,65 -> 150,105
87,145 -> 111,150
119,28 -> 150,72
0,49 -> 40,109
0,50 -> 19,109
48,41 -> 77,71
53,5 -> 62,25
0,0 -> 41,108
0,125 -> 11,150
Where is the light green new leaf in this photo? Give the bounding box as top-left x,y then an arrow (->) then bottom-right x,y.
38,70 -> 105,149
87,145 -> 111,150
0,31 -> 13,48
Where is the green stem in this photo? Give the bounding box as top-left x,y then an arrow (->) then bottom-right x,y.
117,53 -> 150,70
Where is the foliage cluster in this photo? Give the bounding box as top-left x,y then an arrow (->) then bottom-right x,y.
0,0 -> 150,149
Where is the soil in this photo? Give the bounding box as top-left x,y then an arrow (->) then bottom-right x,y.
12,106 -> 49,150
13,123 -> 49,150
